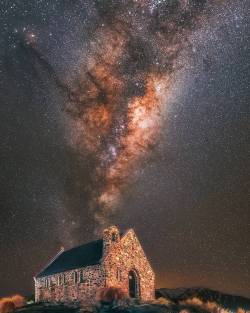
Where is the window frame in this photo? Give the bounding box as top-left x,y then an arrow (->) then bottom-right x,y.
73,271 -> 78,284
111,232 -> 117,242
57,274 -> 62,286
79,270 -> 84,283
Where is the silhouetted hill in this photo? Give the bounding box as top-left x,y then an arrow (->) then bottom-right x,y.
156,287 -> 250,311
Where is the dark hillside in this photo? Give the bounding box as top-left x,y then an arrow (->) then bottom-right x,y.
156,287 -> 250,311
16,302 -> 210,313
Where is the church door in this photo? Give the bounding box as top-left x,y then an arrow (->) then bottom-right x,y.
128,270 -> 140,298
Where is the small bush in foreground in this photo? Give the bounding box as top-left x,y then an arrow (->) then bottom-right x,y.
0,295 -> 26,313
10,295 -> 26,309
152,297 -> 172,306
95,287 -> 131,313
0,300 -> 15,313
96,287 -> 127,304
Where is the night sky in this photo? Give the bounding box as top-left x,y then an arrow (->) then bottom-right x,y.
0,0 -> 249,299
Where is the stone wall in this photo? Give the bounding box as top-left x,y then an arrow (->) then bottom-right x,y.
35,264 -> 105,308
102,226 -> 155,301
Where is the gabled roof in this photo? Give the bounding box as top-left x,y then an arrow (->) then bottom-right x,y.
36,239 -> 103,278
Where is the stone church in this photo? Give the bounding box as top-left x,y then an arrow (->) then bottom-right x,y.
34,226 -> 155,307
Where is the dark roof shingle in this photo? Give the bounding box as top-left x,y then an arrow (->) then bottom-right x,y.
36,239 -> 103,278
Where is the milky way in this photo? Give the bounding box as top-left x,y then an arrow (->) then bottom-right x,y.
65,0 -> 208,230
17,0 -> 212,232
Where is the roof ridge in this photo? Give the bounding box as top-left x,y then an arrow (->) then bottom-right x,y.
63,238 -> 103,254
34,248 -> 65,278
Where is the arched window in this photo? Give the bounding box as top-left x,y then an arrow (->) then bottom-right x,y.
45,277 -> 51,288
44,277 -> 52,288
79,270 -> 84,283
128,270 -> 140,298
62,273 -> 66,285
73,271 -> 78,284
111,232 -> 117,242
57,274 -> 63,286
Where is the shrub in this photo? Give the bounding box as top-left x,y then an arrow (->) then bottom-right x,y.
0,299 -> 15,313
0,294 -> 26,313
96,287 -> 127,304
10,295 -> 26,308
94,286 -> 130,313
180,298 -> 230,313
152,297 -> 171,306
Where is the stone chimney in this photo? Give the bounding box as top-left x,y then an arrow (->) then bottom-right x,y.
102,225 -> 120,256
